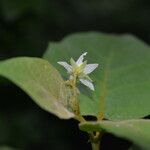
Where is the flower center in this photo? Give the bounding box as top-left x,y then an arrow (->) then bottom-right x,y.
73,65 -> 84,76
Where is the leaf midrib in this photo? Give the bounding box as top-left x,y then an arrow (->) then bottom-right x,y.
97,52 -> 114,119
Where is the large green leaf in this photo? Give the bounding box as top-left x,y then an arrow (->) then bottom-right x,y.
0,57 -> 74,119
79,119 -> 150,150
43,32 -> 150,120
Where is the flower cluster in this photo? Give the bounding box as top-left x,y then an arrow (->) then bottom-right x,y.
58,52 -> 98,90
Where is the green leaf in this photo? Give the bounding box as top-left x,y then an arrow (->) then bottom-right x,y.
0,57 -> 74,119
43,32 -> 150,120
79,119 -> 150,150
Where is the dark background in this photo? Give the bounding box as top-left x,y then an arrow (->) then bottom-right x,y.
0,0 -> 150,149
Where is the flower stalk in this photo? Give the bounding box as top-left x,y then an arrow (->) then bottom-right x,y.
70,74 -> 80,115
58,52 -> 101,149
89,131 -> 103,150
91,141 -> 100,150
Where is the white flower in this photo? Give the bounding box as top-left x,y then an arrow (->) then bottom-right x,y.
58,52 -> 98,91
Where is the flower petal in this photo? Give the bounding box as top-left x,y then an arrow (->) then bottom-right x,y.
79,79 -> 94,91
57,61 -> 72,72
70,58 -> 77,68
76,52 -> 87,66
84,64 -> 99,74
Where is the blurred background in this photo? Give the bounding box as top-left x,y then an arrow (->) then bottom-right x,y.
0,0 -> 150,149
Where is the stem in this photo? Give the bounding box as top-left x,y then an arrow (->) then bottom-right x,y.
89,131 -> 103,150
67,74 -> 81,116
72,75 -> 80,115
91,141 -> 100,150
75,115 -> 86,122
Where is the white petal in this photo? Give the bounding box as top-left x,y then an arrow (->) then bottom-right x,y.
76,52 -> 87,66
84,64 -> 99,74
57,61 -> 72,72
79,79 -> 94,91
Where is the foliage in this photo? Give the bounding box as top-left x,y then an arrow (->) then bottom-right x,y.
80,119 -> 150,150
0,57 -> 74,119
44,32 -> 150,120
0,32 -> 150,149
